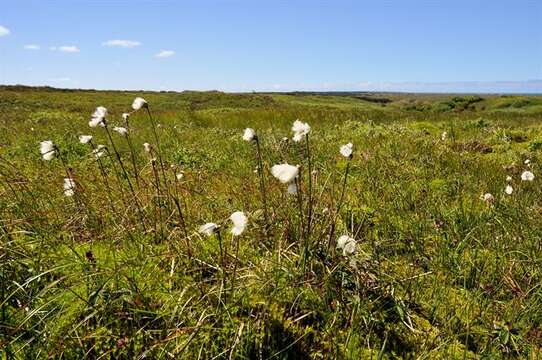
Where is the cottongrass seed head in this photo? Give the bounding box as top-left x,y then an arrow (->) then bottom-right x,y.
521,170 -> 535,181
243,128 -> 256,142
113,126 -> 128,136
230,211 -> 248,236
63,178 -> 76,197
143,143 -> 152,153
93,145 -> 106,159
132,97 -> 148,111
199,223 -> 218,237
481,193 -> 495,204
89,106 -> 107,127
40,140 -> 56,160
292,119 -> 310,142
441,131 -> 447,141
271,163 -> 299,184
505,184 -> 513,195
79,135 -> 93,144
337,235 -> 357,256
340,143 -> 353,158
122,113 -> 130,121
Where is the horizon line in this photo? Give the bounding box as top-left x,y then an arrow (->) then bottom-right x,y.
2,79 -> 542,95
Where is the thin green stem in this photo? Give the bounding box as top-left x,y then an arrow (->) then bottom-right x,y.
255,137 -> 270,241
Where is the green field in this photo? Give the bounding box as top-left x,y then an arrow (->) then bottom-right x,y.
2,85 -> 542,358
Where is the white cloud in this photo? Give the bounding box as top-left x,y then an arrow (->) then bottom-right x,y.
155,50 -> 175,58
51,45 -> 80,53
102,39 -> 141,48
0,25 -> 10,37
24,44 -> 40,50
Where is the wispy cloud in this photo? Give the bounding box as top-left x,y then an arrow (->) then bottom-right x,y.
24,44 -> 40,50
0,25 -> 10,37
102,39 -> 141,48
155,50 -> 175,58
50,45 -> 80,53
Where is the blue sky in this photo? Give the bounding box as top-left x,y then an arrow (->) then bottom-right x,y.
1,0 -> 541,92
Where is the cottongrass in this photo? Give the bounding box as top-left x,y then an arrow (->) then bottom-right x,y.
521,171 -> 535,181
292,119 -> 310,142
271,164 -> 299,184
339,143 -> 353,158
39,140 -> 56,160
505,185 -> 513,195
63,177 -> 75,197
79,135 -> 93,144
481,193 -> 495,204
242,128 -> 256,142
113,126 -> 128,136
337,235 -> 357,256
199,222 -> 218,236
230,211 -> 248,236
132,97 -> 148,111
89,106 -> 107,127
92,145 -> 106,159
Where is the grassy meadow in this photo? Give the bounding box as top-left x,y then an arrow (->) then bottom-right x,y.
2,85 -> 542,358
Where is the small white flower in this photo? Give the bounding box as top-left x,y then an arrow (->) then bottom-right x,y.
506,175 -> 513,182
524,159 -> 531,165
521,171 -> 535,181
122,113 -> 130,121
40,140 -> 56,160
113,126 -> 128,136
243,128 -> 256,142
63,178 -> 75,197
132,97 -> 148,110
93,145 -> 106,159
292,119 -> 310,142
199,223 -> 218,236
481,193 -> 495,203
339,143 -> 353,158
336,235 -> 357,256
143,142 -> 152,153
505,185 -> 513,195
89,106 -> 107,127
271,163 -> 299,184
176,172 -> 184,180
79,135 -> 93,144
441,131 -> 447,141
287,182 -> 297,195
230,211 -> 248,236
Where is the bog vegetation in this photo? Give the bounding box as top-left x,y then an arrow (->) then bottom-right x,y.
1,86 -> 542,358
